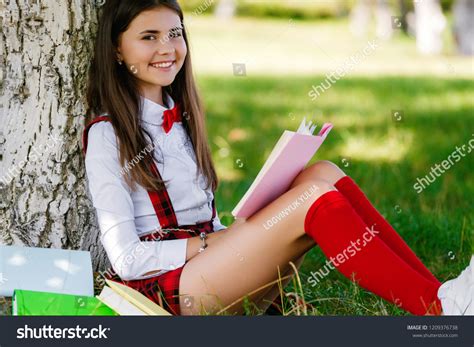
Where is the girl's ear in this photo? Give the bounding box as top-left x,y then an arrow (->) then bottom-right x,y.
116,48 -> 123,63
116,39 -> 123,61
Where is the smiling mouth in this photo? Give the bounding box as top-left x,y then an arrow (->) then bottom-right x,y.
149,60 -> 176,69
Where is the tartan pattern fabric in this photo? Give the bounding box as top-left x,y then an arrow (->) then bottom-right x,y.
106,266 -> 184,316
146,161 -> 217,229
148,162 -> 178,228
106,220 -> 215,316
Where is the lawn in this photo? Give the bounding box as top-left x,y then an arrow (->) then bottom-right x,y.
198,75 -> 473,316
187,14 -> 473,316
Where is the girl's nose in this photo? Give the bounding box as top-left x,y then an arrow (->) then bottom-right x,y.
158,46 -> 175,55
157,38 -> 175,55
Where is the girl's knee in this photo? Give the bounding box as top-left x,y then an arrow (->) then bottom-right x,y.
290,161 -> 345,188
308,160 -> 346,183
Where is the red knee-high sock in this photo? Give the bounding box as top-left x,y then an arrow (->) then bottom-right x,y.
304,191 -> 442,315
335,176 -> 440,286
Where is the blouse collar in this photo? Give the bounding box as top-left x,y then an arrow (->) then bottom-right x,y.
140,92 -> 175,126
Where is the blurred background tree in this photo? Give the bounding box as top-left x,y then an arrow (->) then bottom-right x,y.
181,0 -> 473,56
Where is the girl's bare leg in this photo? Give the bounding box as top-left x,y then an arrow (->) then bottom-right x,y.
250,161 -> 346,312
179,178 -> 337,315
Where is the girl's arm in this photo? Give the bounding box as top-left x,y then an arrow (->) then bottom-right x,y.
85,122 -> 187,281
184,232 -> 225,261
184,217 -> 247,261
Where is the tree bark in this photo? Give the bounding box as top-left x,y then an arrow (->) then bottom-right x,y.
0,1 -> 110,272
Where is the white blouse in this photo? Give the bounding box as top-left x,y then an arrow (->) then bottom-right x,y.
85,93 -> 227,281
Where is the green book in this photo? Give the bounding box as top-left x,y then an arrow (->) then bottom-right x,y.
12,289 -> 118,316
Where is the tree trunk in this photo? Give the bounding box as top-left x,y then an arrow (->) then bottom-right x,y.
0,1 -> 110,273
453,0 -> 474,56
397,0 -> 409,34
375,0 -> 393,39
349,0 -> 372,37
414,0 -> 446,55
214,0 -> 236,19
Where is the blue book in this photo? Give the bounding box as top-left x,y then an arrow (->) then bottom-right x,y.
0,245 -> 93,297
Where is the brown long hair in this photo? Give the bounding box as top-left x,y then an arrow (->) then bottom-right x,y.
85,0 -> 218,193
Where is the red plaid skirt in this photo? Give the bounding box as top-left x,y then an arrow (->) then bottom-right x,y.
105,220 -> 215,316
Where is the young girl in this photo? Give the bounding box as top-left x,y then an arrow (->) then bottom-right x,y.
83,0 -> 473,316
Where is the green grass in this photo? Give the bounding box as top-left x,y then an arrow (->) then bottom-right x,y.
201,74 -> 474,315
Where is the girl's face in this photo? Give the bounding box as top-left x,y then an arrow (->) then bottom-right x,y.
117,6 -> 187,100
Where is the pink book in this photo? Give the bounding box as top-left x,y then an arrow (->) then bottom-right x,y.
232,118 -> 333,219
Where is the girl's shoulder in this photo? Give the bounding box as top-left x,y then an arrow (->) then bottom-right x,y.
84,117 -> 119,157
83,119 -> 133,195
83,121 -> 118,161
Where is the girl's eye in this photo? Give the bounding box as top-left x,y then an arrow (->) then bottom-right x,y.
143,35 -> 157,41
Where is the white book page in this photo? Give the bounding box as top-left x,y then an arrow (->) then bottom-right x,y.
97,286 -> 145,316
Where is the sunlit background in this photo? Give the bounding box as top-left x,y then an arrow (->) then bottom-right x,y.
180,0 -> 473,315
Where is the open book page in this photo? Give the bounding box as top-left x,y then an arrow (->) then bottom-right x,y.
105,279 -> 171,316
97,286 -> 146,316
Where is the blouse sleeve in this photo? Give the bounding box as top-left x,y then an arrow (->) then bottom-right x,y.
84,121 -> 188,281
212,207 -> 228,232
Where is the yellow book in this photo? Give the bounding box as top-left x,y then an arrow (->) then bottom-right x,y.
96,279 -> 172,316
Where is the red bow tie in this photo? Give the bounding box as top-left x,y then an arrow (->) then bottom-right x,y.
162,103 -> 182,133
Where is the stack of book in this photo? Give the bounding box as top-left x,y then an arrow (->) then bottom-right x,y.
0,245 -> 171,316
